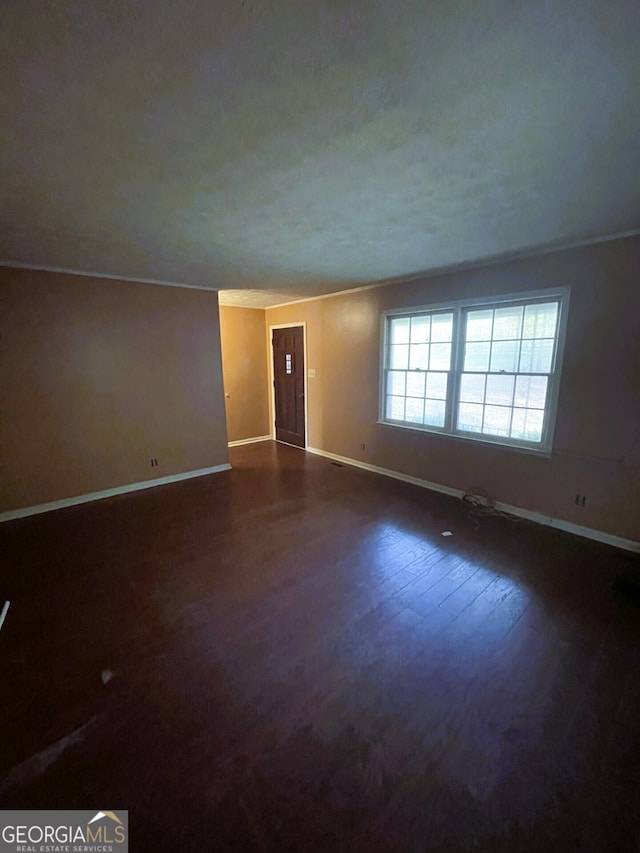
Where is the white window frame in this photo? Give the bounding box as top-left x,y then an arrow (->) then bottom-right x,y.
378,287 -> 570,455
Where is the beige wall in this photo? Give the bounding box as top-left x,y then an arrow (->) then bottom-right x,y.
219,306 -> 270,443
0,268 -> 229,513
267,236 -> 640,543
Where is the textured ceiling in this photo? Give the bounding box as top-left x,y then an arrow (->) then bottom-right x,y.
2,1 -> 640,308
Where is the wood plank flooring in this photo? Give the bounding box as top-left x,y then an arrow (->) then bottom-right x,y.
1,441 -> 639,851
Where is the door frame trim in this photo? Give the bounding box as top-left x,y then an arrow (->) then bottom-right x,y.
268,321 -> 308,448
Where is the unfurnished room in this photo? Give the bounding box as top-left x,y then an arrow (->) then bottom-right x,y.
1,1 -> 639,851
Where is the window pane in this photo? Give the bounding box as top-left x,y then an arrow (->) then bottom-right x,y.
466,309 -> 493,341
426,371 -> 447,400
490,340 -> 520,373
405,397 -> 425,423
406,371 -> 425,397
483,405 -> 511,436
523,302 -> 558,338
493,305 -> 523,340
510,408 -> 526,440
485,374 -> 514,406
390,317 -> 410,344
526,409 -> 544,442
386,396 -> 405,420
409,343 -> 429,370
519,339 -> 553,373
431,313 -> 453,342
459,373 -> 485,403
410,315 -> 430,343
424,399 -> 446,427
429,342 -> 451,371
464,341 -> 490,372
457,402 -> 483,433
514,375 -> 547,409
389,344 -> 409,369
388,370 -> 406,396
510,408 -> 544,442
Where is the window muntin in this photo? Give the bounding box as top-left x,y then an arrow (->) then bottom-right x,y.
381,292 -> 567,452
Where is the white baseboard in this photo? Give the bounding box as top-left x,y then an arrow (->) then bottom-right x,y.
306,446 -> 640,554
0,463 -> 232,523
228,435 -> 272,447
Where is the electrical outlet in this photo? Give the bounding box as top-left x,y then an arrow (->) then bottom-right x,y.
150,458 -> 159,468
574,494 -> 586,506
360,442 -> 366,451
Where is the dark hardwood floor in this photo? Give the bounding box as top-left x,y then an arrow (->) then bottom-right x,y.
1,441 -> 639,852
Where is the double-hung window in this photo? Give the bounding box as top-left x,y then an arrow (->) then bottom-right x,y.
380,289 -> 569,453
